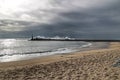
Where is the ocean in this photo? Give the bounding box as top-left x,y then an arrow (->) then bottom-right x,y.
0,39 -> 92,62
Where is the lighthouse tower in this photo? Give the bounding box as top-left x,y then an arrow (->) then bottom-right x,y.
31,34 -> 34,40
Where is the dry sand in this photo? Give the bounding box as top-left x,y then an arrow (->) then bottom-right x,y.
0,42 -> 120,80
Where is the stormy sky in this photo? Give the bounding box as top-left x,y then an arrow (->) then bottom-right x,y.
0,0 -> 120,39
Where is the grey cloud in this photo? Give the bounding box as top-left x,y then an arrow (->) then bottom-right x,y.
0,0 -> 120,39
25,1 -> 120,39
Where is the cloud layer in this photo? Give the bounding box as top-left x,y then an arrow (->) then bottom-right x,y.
0,0 -> 120,39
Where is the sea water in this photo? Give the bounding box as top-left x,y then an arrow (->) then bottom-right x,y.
0,39 -> 92,62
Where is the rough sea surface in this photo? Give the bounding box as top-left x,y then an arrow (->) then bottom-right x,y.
0,39 -> 92,62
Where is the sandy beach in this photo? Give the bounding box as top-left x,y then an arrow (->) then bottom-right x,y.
0,42 -> 120,80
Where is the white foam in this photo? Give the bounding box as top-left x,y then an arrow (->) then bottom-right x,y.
0,42 -> 92,62
81,42 -> 92,48
35,36 -> 72,40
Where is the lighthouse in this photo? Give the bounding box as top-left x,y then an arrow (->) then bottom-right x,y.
31,34 -> 34,40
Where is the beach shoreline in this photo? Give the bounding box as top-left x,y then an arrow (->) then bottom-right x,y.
0,42 -> 109,69
0,42 -> 120,80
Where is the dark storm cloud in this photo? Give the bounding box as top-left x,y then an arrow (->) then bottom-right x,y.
53,2 -> 120,38
0,0 -> 120,39
21,1 -> 120,39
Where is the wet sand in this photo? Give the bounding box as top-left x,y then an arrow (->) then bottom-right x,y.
0,42 -> 120,80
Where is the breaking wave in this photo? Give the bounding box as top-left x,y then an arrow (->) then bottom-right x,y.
0,42 -> 92,62
0,39 -> 92,62
34,36 -> 73,40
